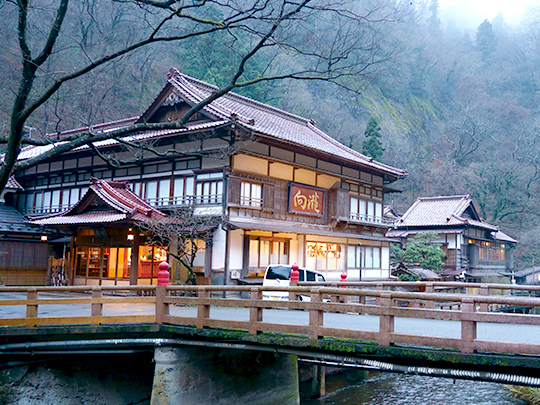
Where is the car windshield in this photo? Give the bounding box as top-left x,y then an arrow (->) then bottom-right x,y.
265,266 -> 308,281
265,266 -> 291,280
306,271 -> 324,282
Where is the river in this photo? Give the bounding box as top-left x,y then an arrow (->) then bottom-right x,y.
301,370 -> 527,405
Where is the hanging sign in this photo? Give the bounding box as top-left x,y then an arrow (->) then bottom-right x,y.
288,183 -> 325,216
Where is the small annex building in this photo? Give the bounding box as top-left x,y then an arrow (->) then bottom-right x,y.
0,177 -> 50,285
30,178 -> 171,285
10,68 -> 407,286
387,195 -> 517,283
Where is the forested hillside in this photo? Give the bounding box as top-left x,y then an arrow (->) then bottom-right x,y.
1,0 -> 539,268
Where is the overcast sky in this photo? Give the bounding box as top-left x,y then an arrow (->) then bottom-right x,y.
438,0 -> 535,26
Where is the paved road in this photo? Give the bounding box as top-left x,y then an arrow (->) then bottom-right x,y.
1,292 -> 539,345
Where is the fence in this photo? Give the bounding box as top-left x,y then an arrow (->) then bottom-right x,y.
1,283 -> 539,355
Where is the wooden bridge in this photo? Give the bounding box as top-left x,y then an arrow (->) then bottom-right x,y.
1,281 -> 540,400
1,281 -> 539,354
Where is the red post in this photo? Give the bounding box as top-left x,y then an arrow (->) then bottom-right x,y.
290,263 -> 300,283
339,272 -> 348,306
340,273 -> 347,288
289,263 -> 299,301
157,261 -> 170,286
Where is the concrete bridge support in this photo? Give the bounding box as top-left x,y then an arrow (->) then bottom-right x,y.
151,346 -> 300,405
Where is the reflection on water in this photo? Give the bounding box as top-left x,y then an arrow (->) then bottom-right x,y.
301,370 -> 527,405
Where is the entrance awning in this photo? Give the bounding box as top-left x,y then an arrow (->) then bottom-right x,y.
227,217 -> 397,242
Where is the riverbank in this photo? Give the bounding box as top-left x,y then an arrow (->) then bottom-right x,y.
507,386 -> 540,405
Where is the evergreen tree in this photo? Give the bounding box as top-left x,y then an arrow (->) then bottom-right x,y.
361,117 -> 385,161
476,19 -> 497,62
393,232 -> 445,272
428,0 -> 441,33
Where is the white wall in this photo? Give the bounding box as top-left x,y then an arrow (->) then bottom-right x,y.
228,229 -> 244,272
211,226 -> 227,271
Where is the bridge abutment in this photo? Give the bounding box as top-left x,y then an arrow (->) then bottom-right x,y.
151,346 -> 300,404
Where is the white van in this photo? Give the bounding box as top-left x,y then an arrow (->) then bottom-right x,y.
262,264 -> 326,301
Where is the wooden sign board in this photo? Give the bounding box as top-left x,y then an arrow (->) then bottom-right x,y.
288,183 -> 325,217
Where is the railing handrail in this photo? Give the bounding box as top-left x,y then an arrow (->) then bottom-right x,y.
1,284 -> 539,356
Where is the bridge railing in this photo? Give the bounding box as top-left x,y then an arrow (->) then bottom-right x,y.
310,281 -> 540,312
1,284 -> 540,356
159,284 -> 540,355
0,285 -> 157,327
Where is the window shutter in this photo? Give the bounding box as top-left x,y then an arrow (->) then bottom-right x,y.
263,183 -> 275,211
336,189 -> 349,219
227,177 -> 241,206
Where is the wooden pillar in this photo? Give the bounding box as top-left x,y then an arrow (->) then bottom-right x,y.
479,284 -> 489,312
249,287 -> 263,335
425,283 -> 435,309
379,291 -> 394,347
461,297 -> 477,354
310,364 -> 326,399
130,232 -> 140,286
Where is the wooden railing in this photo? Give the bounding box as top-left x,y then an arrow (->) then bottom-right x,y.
1,283 -> 539,356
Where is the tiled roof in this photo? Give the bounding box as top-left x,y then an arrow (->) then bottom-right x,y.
393,195 -> 498,231
29,178 -> 167,226
0,203 -> 42,234
15,69 -> 406,181
6,177 -> 23,191
162,69 -> 406,178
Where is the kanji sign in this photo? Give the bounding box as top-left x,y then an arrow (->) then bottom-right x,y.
288,183 -> 325,216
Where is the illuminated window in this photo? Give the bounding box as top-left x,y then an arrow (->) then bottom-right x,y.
306,242 -> 344,271
248,237 -> 289,270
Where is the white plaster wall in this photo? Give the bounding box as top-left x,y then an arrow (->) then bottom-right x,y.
290,238 -> 300,267
228,229 -> 244,271
381,246 -> 390,272
446,234 -> 457,249
211,226 -> 227,271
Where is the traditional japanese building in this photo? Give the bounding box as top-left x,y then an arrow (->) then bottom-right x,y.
387,195 -> 517,283
13,68 -> 407,286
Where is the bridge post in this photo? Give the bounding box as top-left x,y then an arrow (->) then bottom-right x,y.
151,346 -> 300,405
309,288 -> 323,340
310,364 -> 326,398
155,285 -> 169,325
424,283 -> 435,309
461,297 -> 477,354
197,287 -> 210,329
91,287 -> 103,325
249,287 -> 263,335
379,292 -> 394,347
376,283 -> 384,306
479,285 -> 489,312
26,288 -> 38,323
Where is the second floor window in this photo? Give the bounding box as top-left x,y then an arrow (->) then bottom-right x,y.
196,173 -> 223,205
241,182 -> 262,208
350,196 -> 383,224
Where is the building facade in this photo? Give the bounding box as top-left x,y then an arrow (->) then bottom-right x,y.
14,69 -> 406,286
387,195 -> 517,283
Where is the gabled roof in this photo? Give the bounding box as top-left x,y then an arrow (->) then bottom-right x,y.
140,68 -> 406,179
5,177 -> 23,191
29,178 -> 167,226
393,195 -> 498,231
16,68 -> 406,181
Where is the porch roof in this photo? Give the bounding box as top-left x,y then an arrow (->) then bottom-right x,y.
28,178 -> 167,227
227,217 -> 398,242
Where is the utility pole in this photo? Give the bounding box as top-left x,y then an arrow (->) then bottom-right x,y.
533,257 -> 536,286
